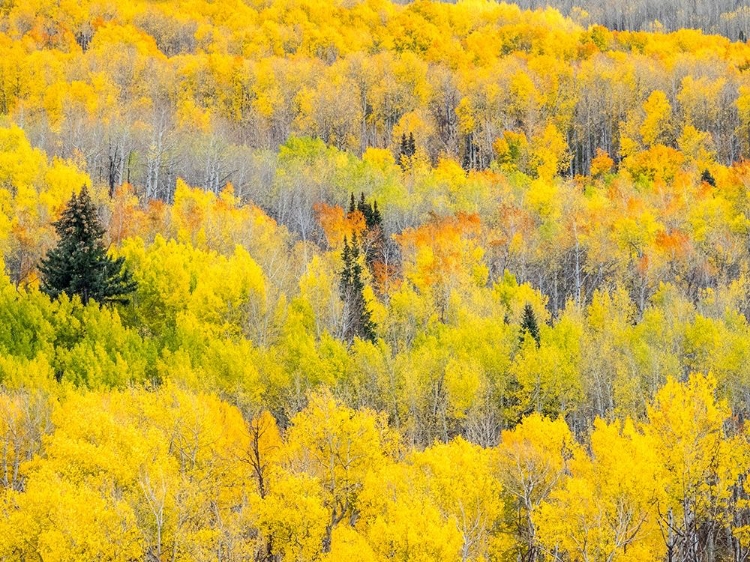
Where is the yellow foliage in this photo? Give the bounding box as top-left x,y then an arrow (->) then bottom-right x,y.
590,148 -> 614,177
640,90 -> 672,147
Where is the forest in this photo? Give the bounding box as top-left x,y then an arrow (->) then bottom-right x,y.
502,0 -> 750,38
2,0 -> 750,560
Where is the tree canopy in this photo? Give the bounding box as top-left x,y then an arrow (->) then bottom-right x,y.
40,186 -> 137,305
0,0 -> 750,560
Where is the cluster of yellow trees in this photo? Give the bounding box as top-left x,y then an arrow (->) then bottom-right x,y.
0,119 -> 748,558
2,376 -> 747,561
0,370 -> 750,562
2,0 -> 749,316
1,0 -> 750,192
2,0 -> 750,560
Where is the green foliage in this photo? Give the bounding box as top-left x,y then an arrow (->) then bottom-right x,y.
520,303 -> 541,348
2,2 -> 750,559
40,187 -> 136,306
339,235 -> 377,345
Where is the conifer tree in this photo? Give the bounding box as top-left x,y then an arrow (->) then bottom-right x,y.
520,303 -> 541,347
39,186 -> 137,306
398,133 -> 416,170
357,192 -> 373,227
372,200 -> 382,227
339,234 -> 376,344
701,169 -> 716,186
350,193 -> 386,272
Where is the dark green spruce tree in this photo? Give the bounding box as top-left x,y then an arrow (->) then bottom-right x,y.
357,192 -> 373,226
340,234 -> 376,345
398,133 -> 416,170
39,186 -> 137,306
701,169 -> 716,186
520,303 -> 541,348
407,132 -> 416,157
399,133 -> 409,162
352,192 -> 385,271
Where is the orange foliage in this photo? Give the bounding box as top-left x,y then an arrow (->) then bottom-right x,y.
109,184 -> 144,245
396,212 -> 486,291
590,149 -> 614,177
655,229 -> 691,261
314,203 -> 366,248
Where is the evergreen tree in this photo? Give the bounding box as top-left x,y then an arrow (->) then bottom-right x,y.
398,133 -> 416,170
372,200 -> 382,227
350,193 -> 386,272
399,133 -> 408,156
340,236 -> 353,293
365,199 -> 385,270
398,134 -> 408,170
39,186 -> 137,306
701,169 -> 716,187
339,234 -> 376,345
357,192 -> 374,227
520,303 -> 541,347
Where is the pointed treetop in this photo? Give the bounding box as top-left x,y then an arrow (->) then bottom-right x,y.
520,303 -> 541,348
40,185 -> 137,306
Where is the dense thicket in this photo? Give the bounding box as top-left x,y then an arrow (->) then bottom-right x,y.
503,0 -> 750,38
3,0 -> 750,560
2,0 -> 750,205
0,120 -> 749,558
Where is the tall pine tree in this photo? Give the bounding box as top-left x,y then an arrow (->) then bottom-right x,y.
357,192 -> 373,227
519,303 -> 541,347
340,234 -> 376,345
40,186 -> 137,306
398,133 -> 416,170
349,192 -> 386,279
